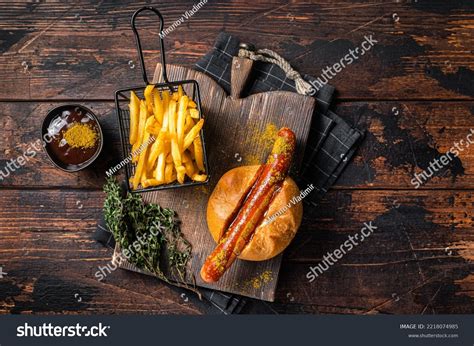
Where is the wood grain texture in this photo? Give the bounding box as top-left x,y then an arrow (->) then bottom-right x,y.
230,57 -> 254,99
0,0 -> 472,315
1,101 -> 473,189
262,189 -> 474,314
334,101 -> 474,188
0,189 -> 472,314
0,1 -> 472,100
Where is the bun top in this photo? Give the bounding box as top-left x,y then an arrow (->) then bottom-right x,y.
206,165 -> 303,261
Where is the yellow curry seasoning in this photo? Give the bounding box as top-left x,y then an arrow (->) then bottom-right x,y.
63,123 -> 98,149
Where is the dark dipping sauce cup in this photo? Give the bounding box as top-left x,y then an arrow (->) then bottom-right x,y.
42,105 -> 103,172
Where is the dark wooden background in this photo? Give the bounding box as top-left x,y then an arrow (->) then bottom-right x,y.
0,0 -> 473,314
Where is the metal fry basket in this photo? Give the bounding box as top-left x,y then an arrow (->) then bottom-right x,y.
114,6 -> 209,193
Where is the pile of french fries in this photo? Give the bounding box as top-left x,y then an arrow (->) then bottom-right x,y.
129,84 -> 207,189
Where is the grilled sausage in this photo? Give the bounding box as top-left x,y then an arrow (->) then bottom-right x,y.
200,127 -> 296,282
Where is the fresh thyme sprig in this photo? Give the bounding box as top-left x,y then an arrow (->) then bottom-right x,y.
103,177 -> 192,286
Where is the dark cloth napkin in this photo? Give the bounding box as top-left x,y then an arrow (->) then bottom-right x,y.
95,32 -> 364,314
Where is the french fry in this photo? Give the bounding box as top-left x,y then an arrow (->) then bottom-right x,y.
177,85 -> 184,99
152,89 -> 164,125
183,119 -> 204,151
188,100 -> 197,108
189,108 -> 200,119
187,142 -> 195,156
161,101 -> 169,132
168,172 -> 177,184
177,95 -> 188,150
172,91 -> 179,101
137,100 -> 148,146
165,152 -> 173,163
146,139 -> 160,168
193,135 -> 205,172
176,167 -> 186,184
164,162 -> 174,183
131,141 -> 140,163
147,131 -> 167,167
132,149 -> 146,189
184,114 -> 195,133
192,173 -> 208,182
140,148 -> 152,184
182,150 -> 191,163
141,173 -> 147,187
142,179 -> 162,188
170,133 -> 186,184
145,118 -> 161,136
153,137 -> 168,182
144,85 -> 155,114
155,153 -> 166,182
184,159 -> 196,178
162,90 -> 170,118
132,101 -> 148,164
152,92 -> 169,166
170,133 -> 182,166
129,91 -> 140,145
168,100 -> 177,135
133,116 -> 155,189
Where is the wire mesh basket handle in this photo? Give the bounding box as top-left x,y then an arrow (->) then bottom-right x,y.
131,6 -> 169,85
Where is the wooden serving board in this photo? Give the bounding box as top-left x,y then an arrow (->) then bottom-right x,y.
140,58 -> 315,302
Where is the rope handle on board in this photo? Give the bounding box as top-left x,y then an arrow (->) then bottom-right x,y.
238,43 -> 314,96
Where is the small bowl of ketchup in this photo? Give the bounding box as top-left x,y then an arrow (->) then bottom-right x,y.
42,105 -> 103,172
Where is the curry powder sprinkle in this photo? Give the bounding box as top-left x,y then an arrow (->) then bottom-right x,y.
64,123 -> 97,149
245,123 -> 279,165
244,270 -> 273,290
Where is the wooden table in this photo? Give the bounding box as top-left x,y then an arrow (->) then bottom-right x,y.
1,1 -> 473,314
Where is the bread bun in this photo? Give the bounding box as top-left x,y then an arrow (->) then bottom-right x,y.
206,165 -> 303,261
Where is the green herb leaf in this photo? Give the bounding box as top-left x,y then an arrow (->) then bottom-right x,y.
103,177 -> 192,283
